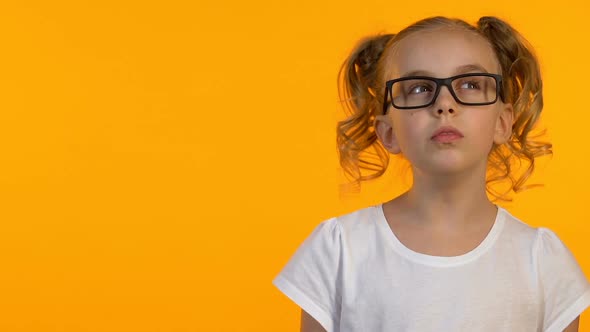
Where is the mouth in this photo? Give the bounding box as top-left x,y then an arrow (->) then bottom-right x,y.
431,126 -> 464,143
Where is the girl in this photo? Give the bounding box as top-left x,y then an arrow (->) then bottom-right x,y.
273,16 -> 590,332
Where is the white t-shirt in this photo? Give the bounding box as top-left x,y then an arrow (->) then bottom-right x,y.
273,204 -> 590,332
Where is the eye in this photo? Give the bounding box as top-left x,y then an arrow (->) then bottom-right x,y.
459,81 -> 480,90
409,84 -> 433,94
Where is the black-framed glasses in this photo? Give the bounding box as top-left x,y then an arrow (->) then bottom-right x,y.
382,73 -> 504,114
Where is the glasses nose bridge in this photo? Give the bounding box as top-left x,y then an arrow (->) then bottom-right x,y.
433,77 -> 458,105
437,77 -> 455,95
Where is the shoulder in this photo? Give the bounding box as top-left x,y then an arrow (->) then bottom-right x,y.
497,208 -> 577,259
328,204 -> 383,238
533,225 -> 580,268
287,205 -> 380,256
500,208 -> 573,256
534,226 -> 569,251
497,207 -> 540,248
500,208 -> 586,279
333,204 -> 379,225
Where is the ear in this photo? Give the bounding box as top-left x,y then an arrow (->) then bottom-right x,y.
493,103 -> 514,145
374,114 -> 401,154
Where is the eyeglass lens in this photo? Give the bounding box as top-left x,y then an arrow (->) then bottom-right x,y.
391,75 -> 497,108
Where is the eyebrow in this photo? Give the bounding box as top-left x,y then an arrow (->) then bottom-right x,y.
400,64 -> 491,78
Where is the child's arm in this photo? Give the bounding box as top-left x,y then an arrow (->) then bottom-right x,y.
563,316 -> 580,332
301,309 -> 327,332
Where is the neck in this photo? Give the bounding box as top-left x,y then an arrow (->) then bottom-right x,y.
401,163 -> 496,231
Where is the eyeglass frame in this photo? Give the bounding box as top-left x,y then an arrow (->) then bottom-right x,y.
382,73 -> 504,114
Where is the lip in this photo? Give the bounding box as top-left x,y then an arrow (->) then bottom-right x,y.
431,126 -> 464,142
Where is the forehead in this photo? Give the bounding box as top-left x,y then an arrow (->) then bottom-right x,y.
385,28 -> 500,79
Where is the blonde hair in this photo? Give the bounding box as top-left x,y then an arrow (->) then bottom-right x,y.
336,16 -> 552,201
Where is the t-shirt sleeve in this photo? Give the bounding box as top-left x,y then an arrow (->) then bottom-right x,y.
536,227 -> 590,332
272,217 -> 342,332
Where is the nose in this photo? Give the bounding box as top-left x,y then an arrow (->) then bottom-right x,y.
433,85 -> 457,115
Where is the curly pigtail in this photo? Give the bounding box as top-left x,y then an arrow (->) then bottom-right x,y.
337,33 -> 395,188
477,16 -> 553,199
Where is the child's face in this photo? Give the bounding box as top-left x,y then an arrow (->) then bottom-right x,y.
375,28 -> 513,176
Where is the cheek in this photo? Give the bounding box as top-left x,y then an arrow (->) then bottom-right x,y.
466,110 -> 501,143
392,113 -> 429,145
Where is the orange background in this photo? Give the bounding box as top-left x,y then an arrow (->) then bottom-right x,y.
1,0 -> 589,331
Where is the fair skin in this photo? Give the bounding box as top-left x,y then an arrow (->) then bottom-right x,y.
301,27 -> 580,332
374,27 -> 508,260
